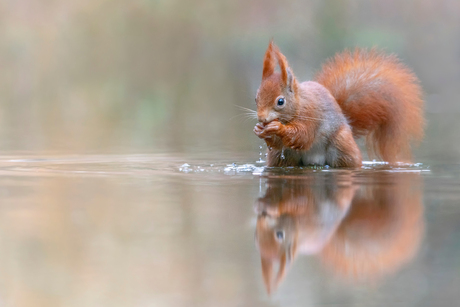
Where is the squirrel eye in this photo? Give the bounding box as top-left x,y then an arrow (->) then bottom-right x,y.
277,98 -> 285,106
275,230 -> 284,240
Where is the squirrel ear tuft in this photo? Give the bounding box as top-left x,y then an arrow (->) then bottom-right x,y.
286,68 -> 294,92
262,40 -> 276,80
274,46 -> 295,91
261,257 -> 273,294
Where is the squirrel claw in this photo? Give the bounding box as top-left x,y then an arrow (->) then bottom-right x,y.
254,123 -> 265,136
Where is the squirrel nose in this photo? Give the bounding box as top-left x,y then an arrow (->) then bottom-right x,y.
258,117 -> 269,124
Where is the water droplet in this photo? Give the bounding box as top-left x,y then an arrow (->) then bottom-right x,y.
258,144 -> 264,160
280,148 -> 285,160
259,177 -> 262,195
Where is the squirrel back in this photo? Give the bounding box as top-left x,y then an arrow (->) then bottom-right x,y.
315,49 -> 424,162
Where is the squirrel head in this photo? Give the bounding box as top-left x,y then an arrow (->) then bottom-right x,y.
255,41 -> 299,125
255,212 -> 298,294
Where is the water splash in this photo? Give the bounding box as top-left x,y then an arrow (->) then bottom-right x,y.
361,161 -> 429,172
178,162 -> 264,175
179,163 -> 192,173
224,163 -> 264,175
177,160 -> 428,176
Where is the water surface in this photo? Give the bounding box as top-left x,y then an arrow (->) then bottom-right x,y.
0,154 -> 458,307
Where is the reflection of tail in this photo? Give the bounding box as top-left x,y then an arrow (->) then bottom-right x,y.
320,175 -> 423,280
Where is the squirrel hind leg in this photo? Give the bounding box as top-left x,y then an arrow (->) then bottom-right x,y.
330,125 -> 362,168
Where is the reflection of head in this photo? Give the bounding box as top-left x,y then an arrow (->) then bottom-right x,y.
255,174 -> 356,293
254,173 -> 423,294
256,213 -> 298,294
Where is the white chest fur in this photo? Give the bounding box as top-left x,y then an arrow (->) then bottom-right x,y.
301,141 -> 327,166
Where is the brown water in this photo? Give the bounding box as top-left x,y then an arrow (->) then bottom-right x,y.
0,154 -> 459,307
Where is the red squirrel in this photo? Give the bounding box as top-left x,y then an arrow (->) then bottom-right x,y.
253,41 -> 424,167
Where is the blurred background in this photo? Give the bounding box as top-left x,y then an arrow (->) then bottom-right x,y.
1,0 -> 459,161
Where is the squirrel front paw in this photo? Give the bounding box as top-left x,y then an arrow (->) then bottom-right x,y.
253,123 -> 265,138
254,121 -> 283,139
284,135 -> 304,150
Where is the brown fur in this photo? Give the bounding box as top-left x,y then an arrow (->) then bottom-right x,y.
320,174 -> 423,279
262,41 -> 276,80
254,42 -> 424,166
331,125 -> 363,167
315,49 -> 424,162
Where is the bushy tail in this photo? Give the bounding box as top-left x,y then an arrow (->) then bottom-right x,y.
315,49 -> 424,163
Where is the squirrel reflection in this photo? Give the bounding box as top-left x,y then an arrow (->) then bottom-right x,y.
255,173 -> 423,294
